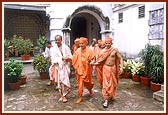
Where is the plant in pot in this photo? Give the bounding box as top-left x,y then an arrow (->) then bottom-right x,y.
139,44 -> 164,86
4,59 -> 23,90
138,43 -> 159,86
123,59 -> 132,78
12,35 -> 33,60
4,39 -> 13,60
35,35 -> 47,54
131,60 -> 144,82
149,53 -> 164,92
32,54 -> 50,79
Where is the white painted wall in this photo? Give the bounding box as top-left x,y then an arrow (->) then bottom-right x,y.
46,2 -> 114,41
45,3 -> 165,57
113,4 -> 150,57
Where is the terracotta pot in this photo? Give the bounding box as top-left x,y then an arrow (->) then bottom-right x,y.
21,55 -> 30,60
150,81 -> 161,92
20,75 -> 27,85
4,77 -> 10,91
122,72 -> 131,78
39,72 -> 49,79
140,76 -> 152,86
8,81 -> 20,90
132,75 -> 140,82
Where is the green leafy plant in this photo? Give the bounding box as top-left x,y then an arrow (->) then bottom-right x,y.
12,35 -> 33,55
4,59 -> 23,83
138,43 -> 162,77
123,59 -> 132,72
32,54 -> 50,73
131,60 -> 144,76
4,39 -> 12,59
4,39 -> 12,53
150,54 -> 164,84
35,35 -> 47,53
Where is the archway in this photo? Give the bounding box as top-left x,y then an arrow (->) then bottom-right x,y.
70,13 -> 101,47
62,5 -> 110,47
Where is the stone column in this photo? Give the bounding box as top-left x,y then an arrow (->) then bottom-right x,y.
62,28 -> 71,47
100,30 -> 113,40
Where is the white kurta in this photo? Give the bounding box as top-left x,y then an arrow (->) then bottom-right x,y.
50,43 -> 72,88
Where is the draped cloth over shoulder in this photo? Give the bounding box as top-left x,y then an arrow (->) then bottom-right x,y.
72,38 -> 95,97
97,47 -> 120,100
50,43 -> 72,89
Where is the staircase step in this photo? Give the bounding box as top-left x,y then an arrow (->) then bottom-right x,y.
161,85 -> 164,91
153,90 -> 164,103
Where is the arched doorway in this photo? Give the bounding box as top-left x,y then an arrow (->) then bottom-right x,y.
62,5 -> 110,47
70,13 -> 101,47
71,17 -> 87,39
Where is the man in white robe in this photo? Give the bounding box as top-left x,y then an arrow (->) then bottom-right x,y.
50,35 -> 72,103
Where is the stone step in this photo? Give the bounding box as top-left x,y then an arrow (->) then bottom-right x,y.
153,90 -> 164,103
161,84 -> 164,91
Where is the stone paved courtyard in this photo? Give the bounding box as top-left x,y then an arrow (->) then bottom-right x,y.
3,64 -> 165,113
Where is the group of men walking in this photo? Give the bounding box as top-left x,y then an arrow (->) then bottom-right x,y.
43,35 -> 124,108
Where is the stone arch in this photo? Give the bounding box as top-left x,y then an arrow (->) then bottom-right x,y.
62,5 -> 111,46
63,5 -> 110,31
5,10 -> 46,45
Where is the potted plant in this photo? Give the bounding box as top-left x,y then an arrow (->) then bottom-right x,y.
123,59 -> 132,78
4,59 -> 23,90
32,54 -> 50,79
138,44 -> 158,86
4,39 -> 12,60
35,35 -> 47,54
150,53 -> 164,92
131,60 -> 144,82
12,35 -> 33,60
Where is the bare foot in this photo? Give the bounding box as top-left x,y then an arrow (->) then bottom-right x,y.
59,97 -> 63,102
46,81 -> 52,86
89,90 -> 93,96
62,97 -> 68,103
76,97 -> 83,104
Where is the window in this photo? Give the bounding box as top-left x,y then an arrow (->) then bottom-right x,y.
119,12 -> 123,23
138,5 -> 145,18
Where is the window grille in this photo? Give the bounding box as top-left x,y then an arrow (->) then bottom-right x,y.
119,12 -> 123,23
138,5 -> 145,18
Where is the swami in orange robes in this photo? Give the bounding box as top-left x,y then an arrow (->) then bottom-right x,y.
94,40 -> 103,86
72,37 -> 95,103
96,38 -> 122,100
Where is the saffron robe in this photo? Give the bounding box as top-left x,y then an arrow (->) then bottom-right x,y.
97,47 -> 120,100
72,46 -> 95,96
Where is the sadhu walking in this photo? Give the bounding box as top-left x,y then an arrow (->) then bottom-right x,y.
72,37 -> 95,104
94,37 -> 124,108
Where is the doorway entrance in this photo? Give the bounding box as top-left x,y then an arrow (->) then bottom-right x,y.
70,13 -> 101,47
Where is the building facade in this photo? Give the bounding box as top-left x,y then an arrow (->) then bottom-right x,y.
3,2 -> 165,58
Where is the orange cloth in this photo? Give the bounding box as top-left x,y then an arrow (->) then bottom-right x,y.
94,46 -> 103,85
102,65 -> 118,99
97,47 -> 120,100
80,37 -> 88,45
74,38 -> 80,43
95,64 -> 103,85
72,38 -> 80,54
51,65 -> 58,86
72,46 -> 95,97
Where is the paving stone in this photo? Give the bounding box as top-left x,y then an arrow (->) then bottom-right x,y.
3,64 -> 165,112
